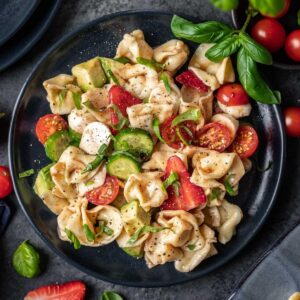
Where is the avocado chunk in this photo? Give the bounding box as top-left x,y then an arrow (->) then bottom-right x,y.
120,200 -> 150,236
99,57 -> 124,83
34,163 -> 55,197
72,57 -> 106,92
122,245 -> 144,259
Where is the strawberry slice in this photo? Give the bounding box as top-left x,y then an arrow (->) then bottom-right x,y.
176,70 -> 209,93
109,85 -> 142,117
161,156 -> 206,211
24,280 -> 86,300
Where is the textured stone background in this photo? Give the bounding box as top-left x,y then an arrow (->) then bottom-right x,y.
0,0 -> 300,299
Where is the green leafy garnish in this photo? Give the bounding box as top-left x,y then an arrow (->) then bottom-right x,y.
210,0 -> 239,11
85,180 -> 95,186
127,225 -> 168,245
172,181 -> 180,197
187,244 -> 196,251
103,226 -> 114,236
96,221 -> 114,237
175,127 -> 189,146
208,187 -> 222,202
162,172 -> 179,190
82,100 -> 97,111
113,57 -> 131,64
81,144 -> 107,174
72,92 -> 82,109
65,228 -> 81,250
136,57 -> 164,71
107,69 -> 120,85
19,169 -> 35,178
12,240 -> 40,278
160,72 -> 171,94
101,291 -> 123,300
172,108 -> 201,127
58,89 -> 67,106
224,174 -> 237,196
152,118 -> 165,143
83,224 -> 95,242
110,104 -> 129,131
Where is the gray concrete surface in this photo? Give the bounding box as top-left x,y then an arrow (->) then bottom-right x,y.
0,0 -> 300,299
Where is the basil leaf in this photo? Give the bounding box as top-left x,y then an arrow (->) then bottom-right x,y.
19,169 -> 35,178
58,89 -> 67,106
171,15 -> 233,43
162,172 -> 179,190
113,57 -> 131,64
205,35 -> 240,62
237,48 -> 281,104
152,118 -> 165,143
250,0 -> 285,17
208,187 -> 223,201
298,9 -> 300,26
65,228 -> 81,249
72,92 -> 82,109
172,108 -> 201,126
83,224 -> 95,242
82,100 -> 97,111
239,32 -> 272,65
101,291 -> 123,300
187,244 -> 196,251
127,226 -> 168,245
81,144 -> 107,174
110,104 -> 129,131
160,72 -> 171,94
107,69 -> 120,85
12,240 -> 40,278
210,0 -> 239,11
136,57 -> 163,71
103,225 -> 114,236
224,174 -> 237,196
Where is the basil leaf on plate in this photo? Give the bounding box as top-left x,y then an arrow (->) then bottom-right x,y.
237,48 -> 281,104
12,240 -> 40,278
205,35 -> 240,62
101,291 -> 123,300
210,0 -> 239,11
239,32 -> 272,65
249,0 -> 285,17
171,15 -> 232,43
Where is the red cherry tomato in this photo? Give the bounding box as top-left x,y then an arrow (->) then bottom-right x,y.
86,176 -> 119,206
35,114 -> 68,144
176,70 -> 209,92
251,18 -> 286,53
283,107 -> 300,137
108,85 -> 142,117
0,166 -> 13,198
261,0 -> 290,18
229,125 -> 259,158
197,122 -> 232,152
285,30 -> 300,62
216,83 -> 250,106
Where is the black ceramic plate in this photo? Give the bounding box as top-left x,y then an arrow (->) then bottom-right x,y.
0,0 -> 61,72
0,0 -> 40,47
231,0 -> 300,70
8,11 -> 286,287
229,222 -> 300,300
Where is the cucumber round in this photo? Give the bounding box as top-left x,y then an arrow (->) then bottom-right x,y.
68,128 -> 82,147
45,130 -> 71,162
107,152 -> 141,180
114,128 -> 153,160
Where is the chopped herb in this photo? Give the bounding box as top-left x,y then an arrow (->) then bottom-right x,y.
113,57 -> 131,64
162,172 -> 179,190
107,69 -> 120,85
83,224 -> 95,242
175,127 -> 190,146
172,108 -> 201,126
19,169 -> 35,178
103,226 -> 114,236
96,221 -> 114,237
58,89 -> 67,106
81,144 -> 107,174
85,180 -> 95,186
110,104 -> 129,131
65,228 -> 81,250
187,244 -> 196,251
127,225 -> 168,245
224,174 -> 237,196
208,187 -> 222,202
82,100 -> 97,112
152,118 -> 165,143
160,72 -> 171,94
72,92 -> 82,109
136,57 -> 164,71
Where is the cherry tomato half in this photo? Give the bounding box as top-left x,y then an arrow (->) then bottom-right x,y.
35,114 -> 68,144
197,122 -> 232,152
86,176 -> 120,206
0,166 -> 13,198
261,0 -> 290,18
229,125 -> 259,158
285,30 -> 300,62
283,107 -> 300,137
216,83 -> 249,106
251,18 -> 286,53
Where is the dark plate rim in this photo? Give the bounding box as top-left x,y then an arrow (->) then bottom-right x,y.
0,0 -> 62,72
230,9 -> 300,70
8,9 -> 286,287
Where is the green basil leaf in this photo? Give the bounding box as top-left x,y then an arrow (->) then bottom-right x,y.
298,9 -> 300,26
224,174 -> 237,196
210,0 -> 239,11
82,100 -> 97,111
171,15 -> 233,43
72,92 -> 82,109
113,57 -> 131,64
239,32 -> 272,65
162,172 -> 179,190
103,225 -> 114,236
187,244 -> 196,251
205,35 -> 240,62
237,48 -> 281,104
136,57 -> 163,71
107,69 -> 120,85
160,72 -> 171,94
83,224 -> 95,242
12,240 -> 40,278
65,228 -> 81,250
249,0 -> 285,17
58,89 -> 67,106
81,144 -> 107,174
101,291 -> 123,300
110,104 -> 129,131
127,225 -> 168,245
208,187 -> 223,201
152,118 -> 165,143
19,169 -> 35,178
172,108 -> 201,126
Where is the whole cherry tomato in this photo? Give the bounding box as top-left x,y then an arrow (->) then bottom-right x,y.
283,107 -> 300,137
251,18 -> 286,53
0,166 -> 13,198
285,30 -> 300,62
216,83 -> 249,106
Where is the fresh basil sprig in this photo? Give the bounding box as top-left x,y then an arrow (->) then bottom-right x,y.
127,226 -> 168,245
12,240 -> 40,278
101,291 -> 123,300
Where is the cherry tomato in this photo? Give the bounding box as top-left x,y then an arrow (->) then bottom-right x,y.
251,18 -> 286,53
196,122 -> 232,152
109,85 -> 142,117
216,83 -> 250,106
0,166 -> 13,198
285,30 -> 300,62
35,114 -> 68,144
283,107 -> 300,137
229,125 -> 259,158
261,0 -> 290,18
176,70 -> 209,92
86,176 -> 120,206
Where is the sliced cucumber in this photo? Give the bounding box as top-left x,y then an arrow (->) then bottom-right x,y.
68,128 -> 82,147
114,128 -> 153,160
107,152 -> 141,180
45,130 -> 71,162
